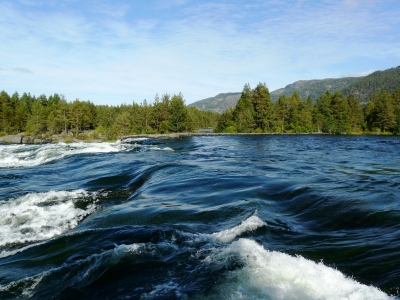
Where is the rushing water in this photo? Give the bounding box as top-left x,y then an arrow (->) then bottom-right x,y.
0,135 -> 399,300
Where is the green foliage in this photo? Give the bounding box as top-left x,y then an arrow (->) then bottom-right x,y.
216,108 -> 235,133
233,83 -> 255,132
0,90 -> 220,139
7,83 -> 400,138
342,66 -> 400,102
216,84 -> 383,134
364,90 -> 396,132
252,82 -> 273,131
270,77 -> 362,102
169,93 -> 188,132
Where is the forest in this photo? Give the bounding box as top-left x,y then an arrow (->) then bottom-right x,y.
1,83 -> 400,141
0,92 -> 219,140
216,83 -> 400,134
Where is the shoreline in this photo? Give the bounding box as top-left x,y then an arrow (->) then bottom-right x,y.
120,132 -> 327,141
0,131 -> 394,145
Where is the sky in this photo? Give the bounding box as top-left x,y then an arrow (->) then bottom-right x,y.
1,0 -> 400,105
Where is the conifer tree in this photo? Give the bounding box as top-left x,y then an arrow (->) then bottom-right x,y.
374,91 -> 395,132
313,91 -> 333,133
331,91 -> 351,133
0,91 -> 12,133
252,82 -> 273,132
169,93 -> 187,132
346,95 -> 363,132
275,95 -> 289,132
234,83 -> 254,132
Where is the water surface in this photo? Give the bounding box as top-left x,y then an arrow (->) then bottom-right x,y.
0,135 -> 399,299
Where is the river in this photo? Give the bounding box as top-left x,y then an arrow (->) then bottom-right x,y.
0,135 -> 399,299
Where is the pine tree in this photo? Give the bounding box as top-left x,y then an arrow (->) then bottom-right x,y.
0,91 -> 12,133
287,91 -> 302,132
234,83 -> 254,132
331,91 -> 351,133
26,100 -> 46,136
216,108 -> 235,132
169,93 -> 187,132
252,82 -> 273,132
374,91 -> 395,132
275,95 -> 289,132
313,91 -> 333,133
298,96 -> 314,132
346,95 -> 363,132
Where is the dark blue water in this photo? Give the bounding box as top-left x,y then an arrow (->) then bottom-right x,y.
0,135 -> 399,299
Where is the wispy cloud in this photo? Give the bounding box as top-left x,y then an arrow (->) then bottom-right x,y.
1,0 -> 399,104
341,70 -> 376,77
13,68 -> 33,74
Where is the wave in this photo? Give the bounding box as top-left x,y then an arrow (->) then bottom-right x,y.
0,242 -> 173,299
0,142 -> 129,168
198,241 -> 392,300
0,213 -> 394,299
121,137 -> 149,143
209,214 -> 267,243
149,146 -> 174,151
0,189 -> 99,252
0,141 -> 174,168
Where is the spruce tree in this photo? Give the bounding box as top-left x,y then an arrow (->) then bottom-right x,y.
252,82 -> 273,132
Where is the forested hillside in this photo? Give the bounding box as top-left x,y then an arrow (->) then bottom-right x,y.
341,66 -> 400,102
216,83 -> 400,134
0,91 -> 219,140
270,77 -> 362,101
190,66 -> 400,114
190,77 -> 362,113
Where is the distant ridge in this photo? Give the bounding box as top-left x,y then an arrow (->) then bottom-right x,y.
189,77 -> 362,113
188,92 -> 241,114
270,77 -> 361,101
189,66 -> 400,113
341,66 -> 400,102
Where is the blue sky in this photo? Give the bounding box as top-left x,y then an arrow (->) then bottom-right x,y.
1,0 -> 400,105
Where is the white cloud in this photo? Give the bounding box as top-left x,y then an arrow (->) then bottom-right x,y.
0,0 -> 399,104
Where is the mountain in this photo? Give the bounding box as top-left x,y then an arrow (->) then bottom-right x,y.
189,66 -> 400,113
270,77 -> 362,101
341,66 -> 400,102
188,92 -> 241,113
189,77 -> 362,113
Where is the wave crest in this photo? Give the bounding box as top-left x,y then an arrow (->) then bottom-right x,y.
0,189 -> 99,251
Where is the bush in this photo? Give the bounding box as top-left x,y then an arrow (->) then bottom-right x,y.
63,136 -> 74,143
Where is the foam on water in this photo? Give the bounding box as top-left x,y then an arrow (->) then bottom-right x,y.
121,137 -> 149,143
140,281 -> 186,299
200,238 -> 392,300
210,215 -> 267,243
149,146 -> 174,151
0,190 -> 99,249
0,142 -> 130,168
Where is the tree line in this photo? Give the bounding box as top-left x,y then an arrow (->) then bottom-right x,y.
216,83 -> 400,134
0,91 -> 219,140
341,66 -> 400,102
2,84 -> 400,139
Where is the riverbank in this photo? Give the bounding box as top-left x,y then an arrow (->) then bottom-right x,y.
0,132 -> 102,145
0,132 -> 325,144
120,132 -> 327,141
1,131 -> 393,145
